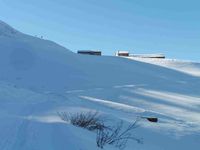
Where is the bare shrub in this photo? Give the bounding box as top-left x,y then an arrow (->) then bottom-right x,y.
58,111 -> 106,131
58,111 -> 142,150
96,119 -> 142,150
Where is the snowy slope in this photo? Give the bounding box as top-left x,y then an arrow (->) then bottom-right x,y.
128,57 -> 200,77
0,20 -> 200,150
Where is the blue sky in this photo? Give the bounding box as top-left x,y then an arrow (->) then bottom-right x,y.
0,0 -> 200,61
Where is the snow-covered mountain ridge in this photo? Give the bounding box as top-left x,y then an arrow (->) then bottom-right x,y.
0,20 -> 19,37
0,20 -> 200,150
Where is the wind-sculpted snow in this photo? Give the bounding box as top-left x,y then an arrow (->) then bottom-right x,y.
0,20 -> 200,150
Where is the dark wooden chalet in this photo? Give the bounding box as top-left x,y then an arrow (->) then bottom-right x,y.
77,50 -> 102,56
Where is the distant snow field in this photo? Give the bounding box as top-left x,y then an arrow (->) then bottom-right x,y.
0,20 -> 200,150
128,57 -> 200,77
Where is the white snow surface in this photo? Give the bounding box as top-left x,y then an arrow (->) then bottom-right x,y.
128,57 -> 200,77
0,21 -> 200,150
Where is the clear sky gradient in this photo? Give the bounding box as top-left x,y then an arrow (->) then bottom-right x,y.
0,0 -> 200,61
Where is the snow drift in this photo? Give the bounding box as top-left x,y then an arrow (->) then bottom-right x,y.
0,20 -> 200,150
